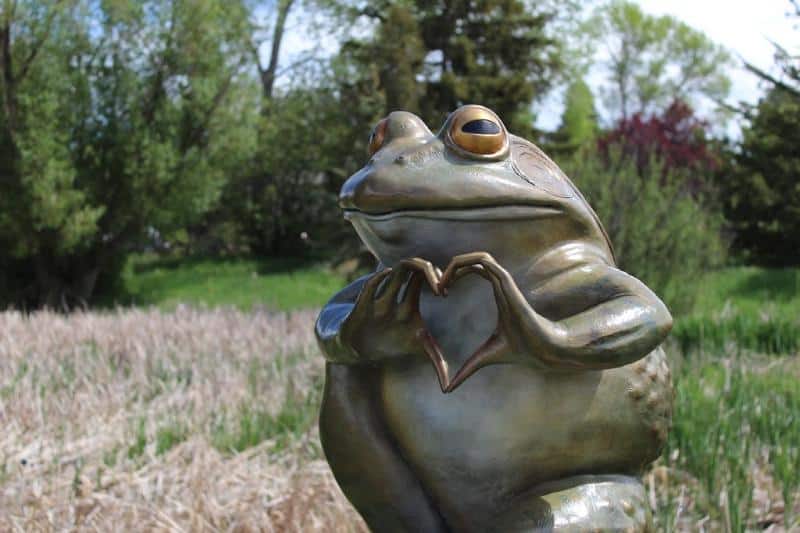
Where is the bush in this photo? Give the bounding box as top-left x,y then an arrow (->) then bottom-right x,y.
562,147 -> 726,313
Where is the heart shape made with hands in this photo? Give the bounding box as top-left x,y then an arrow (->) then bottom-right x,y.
411,252 -> 511,394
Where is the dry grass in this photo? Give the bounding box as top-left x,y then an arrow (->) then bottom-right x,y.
0,307 -> 366,532
0,307 -> 797,532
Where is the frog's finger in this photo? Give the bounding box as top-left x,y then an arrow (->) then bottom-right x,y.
441,252 -> 514,291
399,258 -> 441,295
397,271 -> 425,321
449,264 -> 485,283
418,329 -> 450,393
375,266 -> 411,304
357,268 -> 393,309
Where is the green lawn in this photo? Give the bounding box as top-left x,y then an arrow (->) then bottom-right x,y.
691,266 -> 800,317
111,254 -> 347,311
112,258 -> 800,354
673,266 -> 800,355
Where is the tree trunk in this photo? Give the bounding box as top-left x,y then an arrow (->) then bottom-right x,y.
259,0 -> 295,100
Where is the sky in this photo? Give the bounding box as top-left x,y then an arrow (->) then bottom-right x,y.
275,0 -> 799,133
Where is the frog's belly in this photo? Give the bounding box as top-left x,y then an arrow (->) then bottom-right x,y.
379,348 -> 671,530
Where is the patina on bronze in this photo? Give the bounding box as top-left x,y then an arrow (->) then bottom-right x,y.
316,105 -> 673,532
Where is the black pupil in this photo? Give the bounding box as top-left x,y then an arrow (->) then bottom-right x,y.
461,119 -> 500,134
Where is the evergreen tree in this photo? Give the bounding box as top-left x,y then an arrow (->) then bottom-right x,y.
721,87 -> 800,265
549,78 -> 598,154
342,0 -> 567,136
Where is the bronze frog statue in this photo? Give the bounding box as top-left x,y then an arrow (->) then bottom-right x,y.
316,105 -> 673,532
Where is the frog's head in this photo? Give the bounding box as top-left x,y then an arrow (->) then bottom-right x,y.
340,105 -> 614,270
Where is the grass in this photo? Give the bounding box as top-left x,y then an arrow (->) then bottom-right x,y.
0,307 -> 365,531
652,350 -> 800,530
107,253 -> 347,311
1,263 -> 798,530
672,266 -> 800,355
0,307 -> 796,531
690,266 -> 800,317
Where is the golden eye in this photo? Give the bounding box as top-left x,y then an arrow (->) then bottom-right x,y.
448,106 -> 508,157
367,118 -> 388,157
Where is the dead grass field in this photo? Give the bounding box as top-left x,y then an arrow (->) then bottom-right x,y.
0,307 -> 797,531
0,307 -> 365,532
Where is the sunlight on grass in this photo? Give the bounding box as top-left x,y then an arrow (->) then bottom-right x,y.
115,254 -> 347,311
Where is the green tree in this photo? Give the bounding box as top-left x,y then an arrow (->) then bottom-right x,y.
716,1 -> 800,266
585,0 -> 732,120
564,147 -> 726,312
0,0 -> 255,307
549,77 -> 598,154
340,0 -> 569,136
720,87 -> 800,266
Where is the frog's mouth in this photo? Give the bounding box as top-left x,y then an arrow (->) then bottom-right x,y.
343,204 -> 563,222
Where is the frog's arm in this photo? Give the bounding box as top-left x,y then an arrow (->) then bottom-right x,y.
526,257 -> 673,369
315,273 -> 370,364
441,246 -> 672,390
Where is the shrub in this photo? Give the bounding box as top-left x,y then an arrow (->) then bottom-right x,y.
562,147 -> 726,313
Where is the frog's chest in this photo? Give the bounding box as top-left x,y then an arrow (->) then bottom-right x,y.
416,275 -> 499,370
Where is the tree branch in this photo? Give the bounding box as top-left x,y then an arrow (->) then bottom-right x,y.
744,60 -> 800,99
15,0 -> 66,84
259,0 -> 296,100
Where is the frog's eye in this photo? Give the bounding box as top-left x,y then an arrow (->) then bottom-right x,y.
447,105 -> 508,159
367,118 -> 389,157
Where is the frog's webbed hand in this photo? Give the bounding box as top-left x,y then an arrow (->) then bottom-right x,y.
439,251 -> 672,392
315,259 -> 450,387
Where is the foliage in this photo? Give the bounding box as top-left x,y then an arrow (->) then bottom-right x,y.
656,351 -> 800,530
107,254 -> 345,311
718,90 -> 800,266
563,147 -> 726,313
548,77 -> 598,154
599,100 -> 721,182
212,89 -> 343,256
340,0 -> 569,136
0,0 -> 255,308
584,0 -> 732,120
743,0 -> 800,99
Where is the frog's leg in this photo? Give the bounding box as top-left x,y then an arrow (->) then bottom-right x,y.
492,475 -> 652,533
320,363 -> 449,533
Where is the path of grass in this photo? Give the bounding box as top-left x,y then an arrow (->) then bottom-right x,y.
110,254 -> 347,311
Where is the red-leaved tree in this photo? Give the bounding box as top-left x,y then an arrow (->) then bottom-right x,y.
598,100 -> 720,187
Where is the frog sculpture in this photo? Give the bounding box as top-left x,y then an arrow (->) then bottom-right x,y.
315,105 -> 673,532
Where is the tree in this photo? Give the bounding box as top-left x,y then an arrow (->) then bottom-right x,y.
715,0 -> 800,266
0,0 -> 255,308
743,0 -> 799,98
720,87 -> 800,266
598,100 -> 721,184
585,0 -> 732,121
549,77 -> 599,154
340,0 -> 569,136
563,146 -> 726,313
